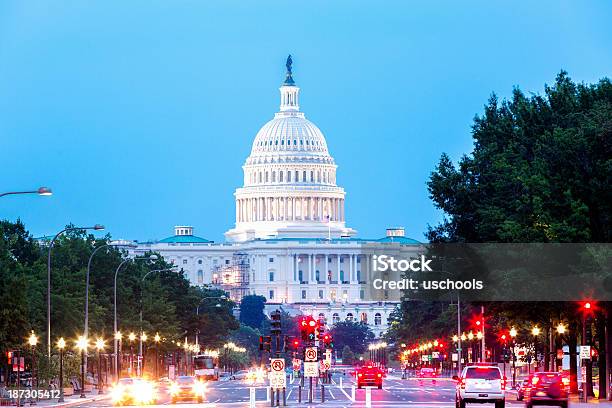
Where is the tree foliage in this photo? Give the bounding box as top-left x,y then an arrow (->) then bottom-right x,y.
330,321 -> 375,355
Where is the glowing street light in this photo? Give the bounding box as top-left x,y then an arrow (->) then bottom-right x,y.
509,327 -> 518,338
75,336 -> 88,398
531,327 -> 541,336
57,338 -> 66,402
95,338 -> 106,393
556,323 -> 567,335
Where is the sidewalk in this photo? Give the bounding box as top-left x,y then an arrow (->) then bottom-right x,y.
11,391 -> 110,408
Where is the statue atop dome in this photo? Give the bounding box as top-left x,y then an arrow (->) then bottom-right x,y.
284,54 -> 295,85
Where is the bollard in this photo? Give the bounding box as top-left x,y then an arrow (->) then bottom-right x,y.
339,376 -> 343,389
298,385 -> 302,403
321,384 -> 325,403
266,386 -> 270,403
351,385 -> 356,402
249,387 -> 256,408
365,386 -> 372,408
309,377 -> 313,403
282,387 -> 286,406
276,388 -> 280,407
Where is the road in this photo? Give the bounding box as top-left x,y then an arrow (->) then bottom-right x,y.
53,373 -> 606,408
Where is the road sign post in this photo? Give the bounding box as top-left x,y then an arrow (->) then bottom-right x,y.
365,386 -> 372,408
249,386 -> 256,408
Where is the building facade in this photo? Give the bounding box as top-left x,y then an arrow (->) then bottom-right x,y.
130,59 -> 422,337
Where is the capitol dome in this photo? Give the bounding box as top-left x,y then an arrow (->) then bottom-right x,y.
225,56 -> 356,242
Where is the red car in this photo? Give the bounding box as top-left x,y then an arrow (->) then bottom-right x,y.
525,372 -> 569,408
356,364 -> 384,389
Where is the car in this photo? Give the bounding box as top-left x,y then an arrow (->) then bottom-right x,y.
356,363 -> 384,389
419,367 -> 438,382
524,372 -> 569,408
516,379 -> 531,401
230,370 -> 250,380
454,364 -> 506,408
169,376 -> 206,403
111,378 -> 158,406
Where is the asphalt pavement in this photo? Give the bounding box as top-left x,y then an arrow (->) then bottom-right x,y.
34,373 -> 612,408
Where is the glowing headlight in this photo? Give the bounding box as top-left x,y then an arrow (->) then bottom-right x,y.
169,382 -> 180,396
193,381 -> 206,395
133,380 -> 155,404
111,385 -> 125,402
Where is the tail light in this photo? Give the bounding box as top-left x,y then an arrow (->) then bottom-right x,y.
358,373 -> 363,377
501,378 -> 506,391
459,378 -> 465,390
377,373 -> 382,378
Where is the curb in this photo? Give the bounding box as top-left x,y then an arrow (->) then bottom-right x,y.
42,394 -> 111,408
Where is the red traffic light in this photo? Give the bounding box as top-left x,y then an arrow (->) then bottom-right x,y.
309,320 -> 316,327
584,302 -> 591,309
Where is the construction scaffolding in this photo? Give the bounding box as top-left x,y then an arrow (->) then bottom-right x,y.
211,252 -> 250,302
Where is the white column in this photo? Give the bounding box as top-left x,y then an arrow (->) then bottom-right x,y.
236,200 -> 240,223
293,255 -> 297,282
292,197 -> 296,221
337,254 -> 341,282
325,254 -> 329,283
349,254 -> 353,283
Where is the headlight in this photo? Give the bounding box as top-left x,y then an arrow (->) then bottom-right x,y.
133,381 -> 155,404
193,381 -> 206,395
169,382 -> 180,396
111,386 -> 125,402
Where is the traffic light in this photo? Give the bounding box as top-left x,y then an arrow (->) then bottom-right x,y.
323,334 -> 334,349
300,316 -> 317,342
259,336 -> 272,352
271,310 -> 282,336
6,351 -> 12,364
284,336 -> 300,352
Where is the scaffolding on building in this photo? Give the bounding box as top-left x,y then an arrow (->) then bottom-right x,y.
211,252 -> 250,302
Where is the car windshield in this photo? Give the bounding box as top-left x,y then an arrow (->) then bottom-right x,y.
177,376 -> 195,384
535,373 -> 562,384
465,367 -> 501,380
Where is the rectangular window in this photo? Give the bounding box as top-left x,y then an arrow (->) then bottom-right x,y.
182,259 -> 188,265
298,270 -> 303,282
269,272 -> 274,282
360,289 -> 365,300
357,257 -> 361,263
225,259 -> 230,265
340,257 -> 344,263
301,290 -> 306,299
269,257 -> 274,263
318,290 -> 323,299
269,290 -> 274,300
197,270 -> 203,284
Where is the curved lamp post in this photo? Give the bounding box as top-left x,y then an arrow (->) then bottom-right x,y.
139,268 -> 176,370
47,224 -> 104,358
113,255 -> 157,380
0,186 -> 52,198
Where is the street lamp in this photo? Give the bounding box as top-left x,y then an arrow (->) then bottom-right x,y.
128,333 -> 136,376
0,186 -> 52,198
531,326 -> 540,373
95,338 -> 106,393
114,331 -> 122,381
28,331 -> 38,399
75,336 -> 88,398
57,338 -> 66,402
139,268 -> 176,367
113,254 -> 157,379
47,224 -> 104,358
556,323 -> 566,334
509,327 -> 518,388
154,333 -> 161,379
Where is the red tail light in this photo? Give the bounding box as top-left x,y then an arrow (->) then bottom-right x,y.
501,378 -> 506,391
459,378 -> 465,389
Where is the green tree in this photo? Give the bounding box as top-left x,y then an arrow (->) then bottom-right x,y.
330,321 -> 375,355
341,345 -> 355,365
239,295 -> 267,330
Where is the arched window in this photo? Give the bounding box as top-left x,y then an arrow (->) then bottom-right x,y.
303,171 -> 307,182
258,172 -> 262,183
272,172 -> 276,182
295,170 -> 299,181
310,171 -> 314,182
265,172 -> 269,183
360,312 -> 368,324
315,270 -> 320,282
197,270 -> 203,284
374,313 -> 382,326
332,313 -> 339,324
287,171 -> 291,182
318,313 -> 326,324
280,171 -> 283,182
346,313 -> 354,322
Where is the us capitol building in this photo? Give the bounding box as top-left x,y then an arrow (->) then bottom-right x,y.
130,57 -> 422,337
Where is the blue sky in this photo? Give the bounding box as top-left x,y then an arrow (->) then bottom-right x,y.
1,1 -> 610,242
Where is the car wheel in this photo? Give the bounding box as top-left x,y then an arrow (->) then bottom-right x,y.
495,400 -> 505,408
559,402 -> 567,408
526,402 -> 533,408
378,384 -> 382,389
459,399 -> 466,408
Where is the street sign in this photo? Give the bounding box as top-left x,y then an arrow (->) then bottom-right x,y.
452,353 -> 458,362
269,358 -> 287,389
421,355 -> 428,362
319,360 -> 326,372
432,352 -> 440,359
292,358 -> 302,371
580,366 -> 587,383
323,361 -> 331,370
304,361 -> 319,377
305,347 -> 317,362
580,345 -> 591,359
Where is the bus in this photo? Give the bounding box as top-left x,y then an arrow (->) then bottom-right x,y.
193,351 -> 219,381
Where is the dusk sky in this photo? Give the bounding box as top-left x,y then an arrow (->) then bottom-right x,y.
1,1 -> 610,242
